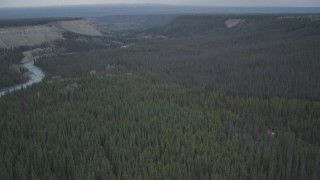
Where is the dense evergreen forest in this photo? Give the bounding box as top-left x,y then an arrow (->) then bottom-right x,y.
0,15 -> 319,179
0,49 -> 25,88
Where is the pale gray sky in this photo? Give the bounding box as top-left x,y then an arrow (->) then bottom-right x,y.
1,0 -> 319,8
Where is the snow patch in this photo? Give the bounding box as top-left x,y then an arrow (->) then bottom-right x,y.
225,19 -> 245,28
0,20 -> 102,48
58,20 -> 102,36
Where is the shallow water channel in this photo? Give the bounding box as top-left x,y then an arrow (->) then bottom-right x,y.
0,61 -> 45,97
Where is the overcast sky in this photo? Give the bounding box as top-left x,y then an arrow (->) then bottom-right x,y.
1,0 -> 320,8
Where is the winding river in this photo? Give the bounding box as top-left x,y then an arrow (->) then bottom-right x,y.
0,61 -> 45,97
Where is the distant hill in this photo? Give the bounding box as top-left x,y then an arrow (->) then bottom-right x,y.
0,19 -> 102,48
144,14 -> 320,37
91,15 -> 178,31
0,5 -> 320,20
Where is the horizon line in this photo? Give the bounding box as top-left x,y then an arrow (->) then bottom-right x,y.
1,3 -> 320,9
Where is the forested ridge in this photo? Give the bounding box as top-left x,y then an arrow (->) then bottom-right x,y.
0,15 -> 319,179
0,18 -> 81,28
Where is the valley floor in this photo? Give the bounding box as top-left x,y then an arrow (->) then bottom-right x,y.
0,14 -> 319,179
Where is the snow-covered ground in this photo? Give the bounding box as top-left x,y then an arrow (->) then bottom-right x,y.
0,20 -> 102,48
